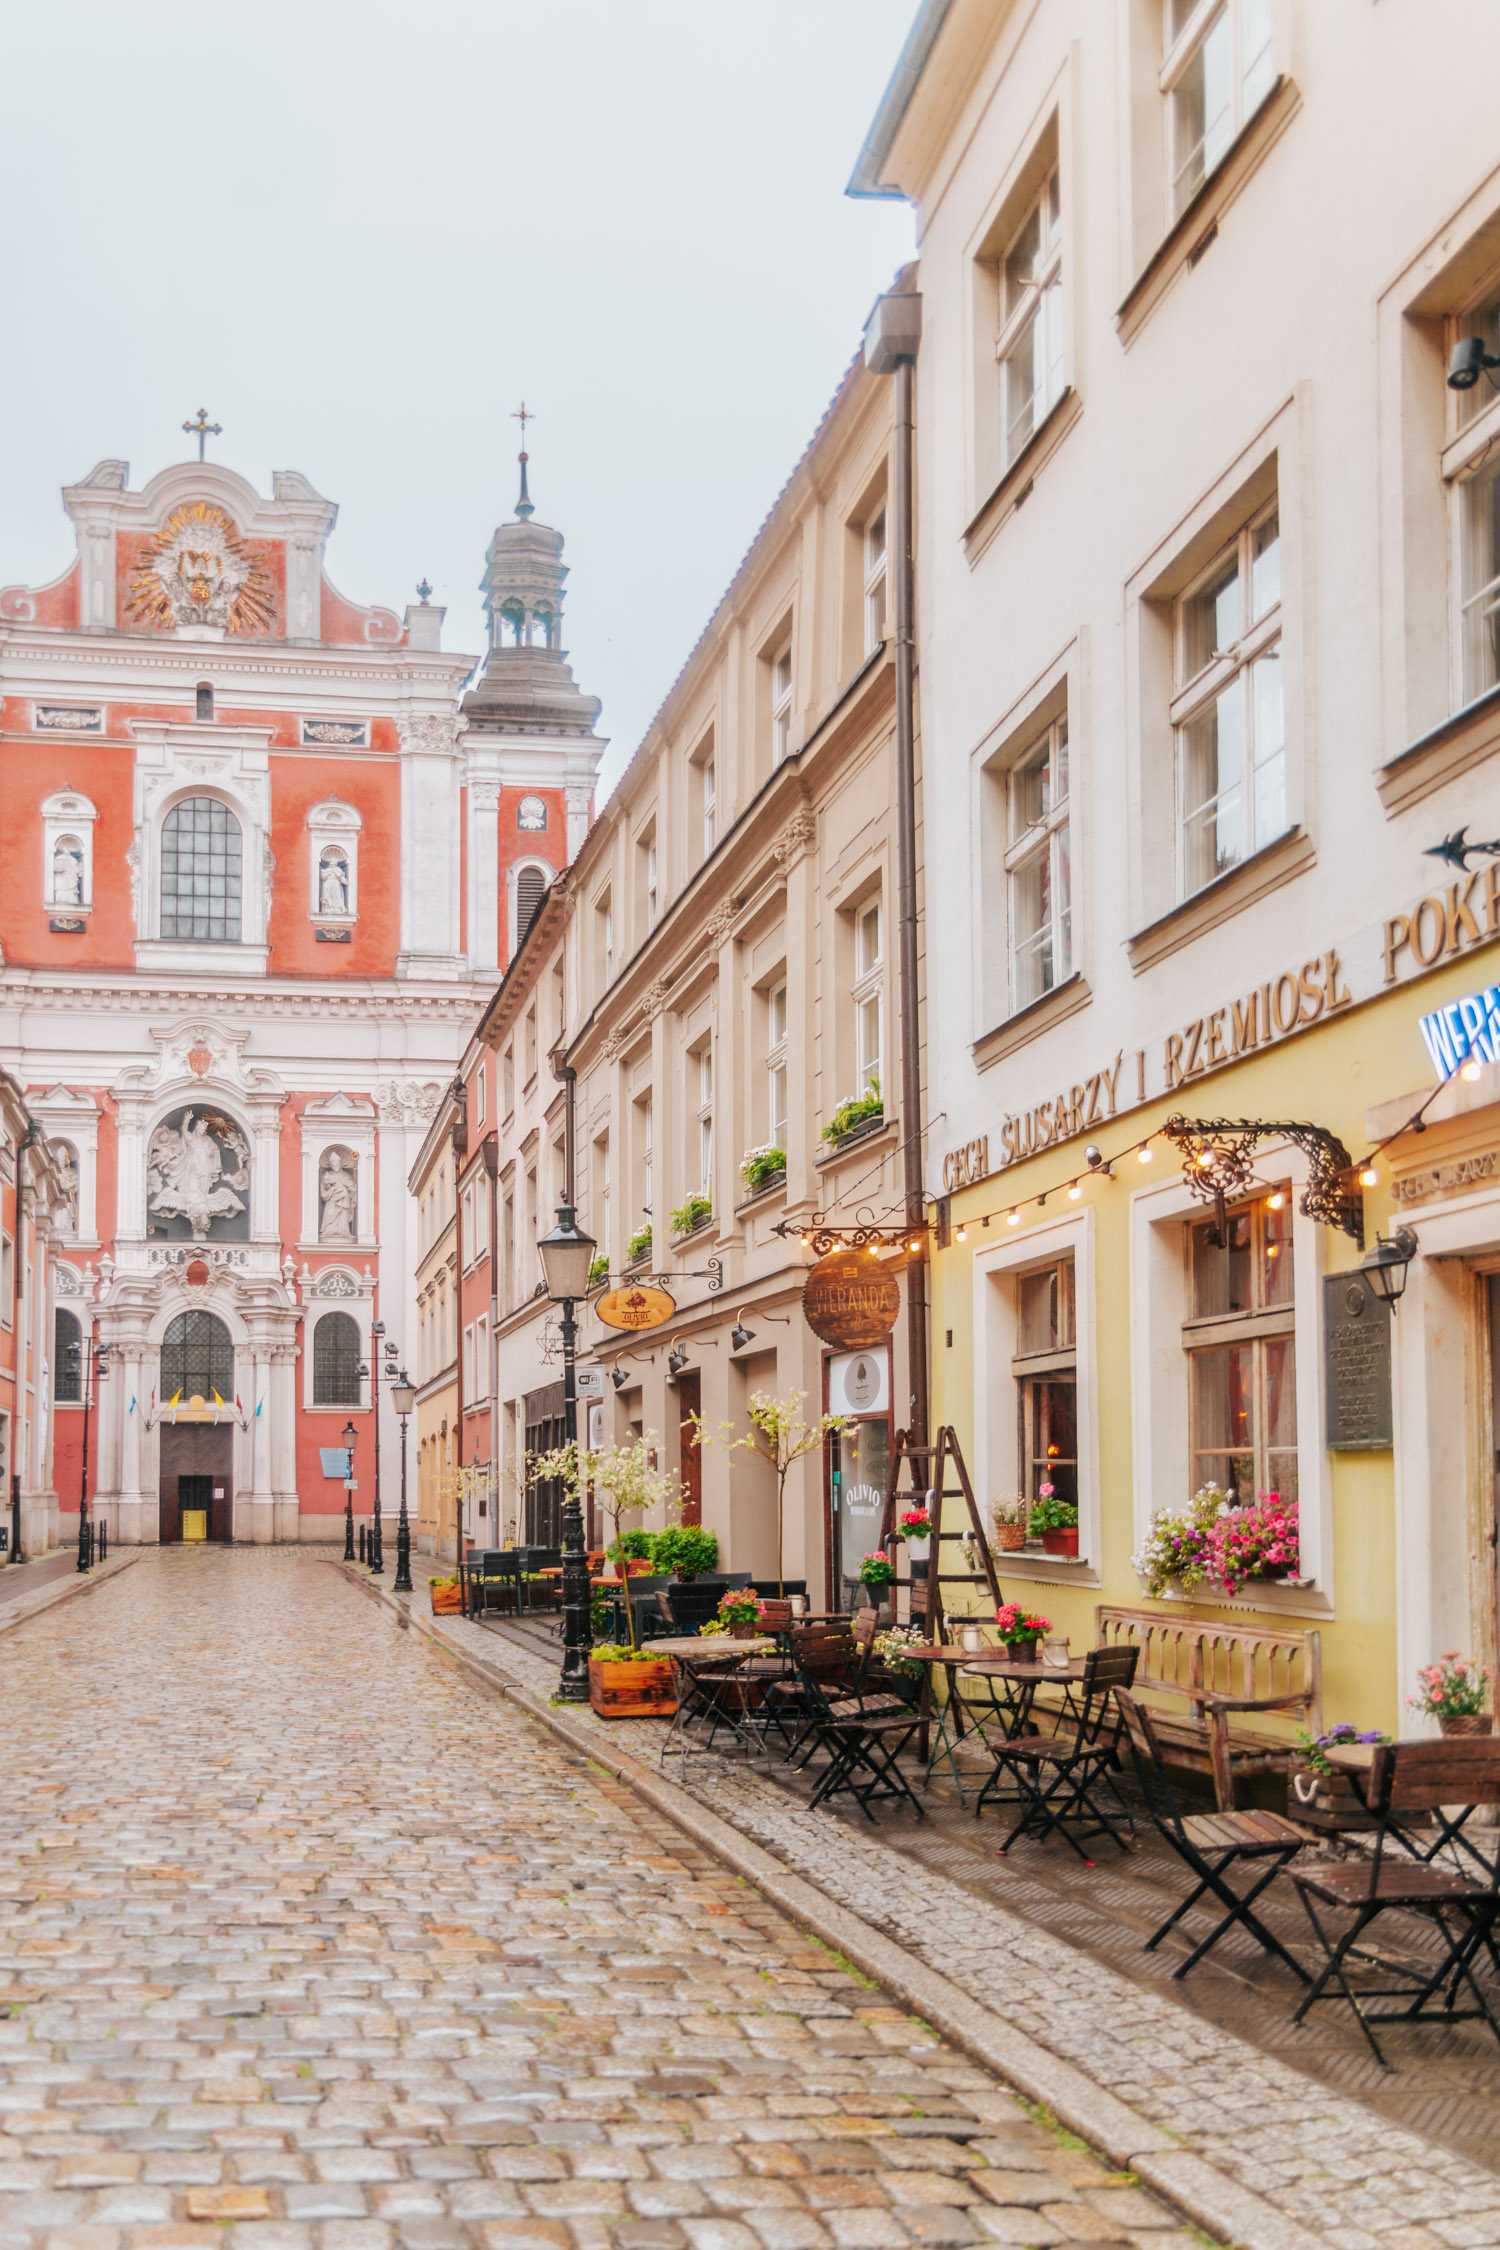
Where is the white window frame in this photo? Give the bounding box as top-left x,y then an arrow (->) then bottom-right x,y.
476,1069 -> 486,1127
996,167 -> 1064,468
975,1210 -> 1099,1582
1129,1145 -> 1330,1611
1444,273 -> 1500,709
1161,0 -> 1275,223
41,791 -> 98,919
702,755 -> 717,856
772,643 -> 793,767
696,1046 -> 714,1199
474,1312 -> 490,1402
1004,716 -> 1071,1013
473,1175 -> 490,1262
853,901 -> 883,1098
643,835 -> 658,934
1172,498 -> 1283,901
461,1184 -> 475,1268
767,983 -> 788,1148
1182,1185 -> 1297,1506
864,511 -> 889,655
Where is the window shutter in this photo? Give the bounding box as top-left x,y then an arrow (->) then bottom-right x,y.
516,865 -> 547,941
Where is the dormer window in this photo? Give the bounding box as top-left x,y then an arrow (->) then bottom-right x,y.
196,682 -> 214,721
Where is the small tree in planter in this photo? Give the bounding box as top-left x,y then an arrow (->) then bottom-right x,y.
696,1387 -> 849,1598
528,1432 -> 680,1651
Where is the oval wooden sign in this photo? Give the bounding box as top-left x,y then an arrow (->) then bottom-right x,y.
801,1248 -> 900,1349
594,1282 -> 676,1333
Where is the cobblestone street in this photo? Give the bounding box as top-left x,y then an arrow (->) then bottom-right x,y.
0,1549 -> 1203,2250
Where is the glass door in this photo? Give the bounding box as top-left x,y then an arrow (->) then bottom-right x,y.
830,1415 -> 892,1614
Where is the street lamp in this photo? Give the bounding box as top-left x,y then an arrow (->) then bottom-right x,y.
1362,1225 -> 1419,1309
392,1367 -> 416,1592
71,1335 -> 108,1573
342,1419 -> 357,1561
537,1201 -> 597,1701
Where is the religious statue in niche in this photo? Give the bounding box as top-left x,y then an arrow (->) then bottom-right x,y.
318,849 -> 349,916
126,501 -> 274,636
56,1144 -> 79,1232
146,1107 -> 251,1240
51,837 -> 84,907
319,1149 -> 357,1241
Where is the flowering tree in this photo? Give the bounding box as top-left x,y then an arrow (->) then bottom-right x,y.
527,1432 -> 680,1650
697,1388 -> 848,1597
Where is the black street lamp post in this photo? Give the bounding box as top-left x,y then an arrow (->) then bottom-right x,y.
392,1368 -> 415,1592
72,1335 -> 108,1573
537,1202 -> 596,1702
369,1321 -> 385,1575
342,1420 -> 356,1561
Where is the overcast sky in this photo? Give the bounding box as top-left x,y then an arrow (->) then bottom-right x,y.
0,1 -> 915,793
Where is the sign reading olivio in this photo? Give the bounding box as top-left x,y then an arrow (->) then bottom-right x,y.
801,1249 -> 900,1350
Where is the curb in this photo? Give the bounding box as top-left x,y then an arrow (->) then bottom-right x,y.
0,1550 -> 140,1639
332,1559 -> 1322,2250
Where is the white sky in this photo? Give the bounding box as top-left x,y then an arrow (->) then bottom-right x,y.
0,1 -> 916,795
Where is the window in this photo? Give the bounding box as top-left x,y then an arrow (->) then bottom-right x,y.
864,511 -> 888,652
313,1310 -> 361,1406
644,838 -> 658,933
1449,279 -> 1500,705
997,168 -> 1063,466
54,1308 -> 81,1403
462,1323 -> 475,1398
596,894 -> 614,988
474,1313 -> 490,1401
702,756 -> 716,855
767,984 -> 788,1147
476,1069 -> 486,1127
503,1189 -> 516,1306
461,1185 -> 474,1267
516,864 -> 547,945
594,1133 -> 611,1267
853,902 -> 883,1096
196,682 -> 214,721
772,644 -> 793,766
1163,0 -> 1274,220
162,1309 -> 234,1404
518,794 -> 547,831
1012,1258 -> 1076,1511
696,1047 -> 714,1196
1006,717 -> 1071,1010
503,1043 -> 515,1114
1174,502 -> 1282,897
0,1235 -> 12,1327
474,1175 -> 490,1260
552,959 -> 565,1036
1184,1187 -> 1295,1506
160,797 -> 242,943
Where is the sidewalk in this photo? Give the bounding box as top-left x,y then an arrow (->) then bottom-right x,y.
339,1553 -> 1500,2250
0,1544 -> 137,1634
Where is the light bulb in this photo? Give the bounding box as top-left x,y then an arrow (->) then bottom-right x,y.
1068,1183 -> 1083,1200
1006,1210 -> 1020,1227
1359,1166 -> 1378,1188
1196,1152 -> 1213,1169
955,1225 -> 967,1243
1461,1059 -> 1484,1082
1137,1147 -> 1154,1164
1266,1191 -> 1284,1210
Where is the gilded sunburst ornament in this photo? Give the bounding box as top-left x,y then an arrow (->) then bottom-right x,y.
127,501 -> 274,635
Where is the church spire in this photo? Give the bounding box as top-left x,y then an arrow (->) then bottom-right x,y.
512,402 -> 535,521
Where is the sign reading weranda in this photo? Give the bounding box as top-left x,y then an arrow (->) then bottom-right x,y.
801,1248 -> 900,1349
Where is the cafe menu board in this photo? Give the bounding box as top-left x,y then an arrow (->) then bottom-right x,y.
1322,1271 -> 1393,1450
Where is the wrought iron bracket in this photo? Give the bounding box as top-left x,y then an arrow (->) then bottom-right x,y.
1163,1114 -> 1364,1246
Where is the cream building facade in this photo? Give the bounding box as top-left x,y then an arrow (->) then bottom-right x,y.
853,0 -> 1500,1726
409,1107 -> 458,1557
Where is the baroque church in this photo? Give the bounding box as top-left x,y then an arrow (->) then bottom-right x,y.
0,440 -> 601,1545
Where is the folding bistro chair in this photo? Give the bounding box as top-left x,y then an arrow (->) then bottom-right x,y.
1115,1690 -> 1309,1981
980,1645 -> 1139,1861
762,1621 -> 853,1760
1288,1737 -> 1500,2068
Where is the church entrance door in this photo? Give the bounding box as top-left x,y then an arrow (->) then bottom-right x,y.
158,1423 -> 234,1542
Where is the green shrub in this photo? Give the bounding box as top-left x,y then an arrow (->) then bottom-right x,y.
652,1525 -> 719,1580
669,1194 -> 712,1235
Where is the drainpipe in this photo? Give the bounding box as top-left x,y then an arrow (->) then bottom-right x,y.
448,1075 -> 468,1583
482,1130 -> 499,1537
10,1120 -> 36,1562
865,288 -> 928,1448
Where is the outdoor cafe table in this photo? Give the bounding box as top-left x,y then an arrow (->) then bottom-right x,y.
654,1634 -> 778,1764
905,1647 -> 1090,1802
1321,1740 -> 1500,1875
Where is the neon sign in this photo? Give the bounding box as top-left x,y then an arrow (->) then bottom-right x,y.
1418,984 -> 1500,1079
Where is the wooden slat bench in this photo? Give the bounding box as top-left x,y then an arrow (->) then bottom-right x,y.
1095,1605 -> 1322,1812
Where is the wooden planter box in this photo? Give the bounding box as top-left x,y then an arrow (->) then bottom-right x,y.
430,1585 -> 463,1615
588,1653 -> 677,1719
1288,1761 -> 1376,1832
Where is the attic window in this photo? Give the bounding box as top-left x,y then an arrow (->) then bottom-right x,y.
196,683 -> 214,721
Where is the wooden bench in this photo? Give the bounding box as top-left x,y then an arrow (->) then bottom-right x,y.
1095,1605 -> 1322,1812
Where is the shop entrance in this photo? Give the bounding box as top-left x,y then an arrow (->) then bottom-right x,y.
824,1347 -> 894,1614
677,1371 -> 702,1527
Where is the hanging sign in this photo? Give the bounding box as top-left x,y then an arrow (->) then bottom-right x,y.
594,1282 -> 676,1333
828,1347 -> 890,1416
802,1248 -> 900,1349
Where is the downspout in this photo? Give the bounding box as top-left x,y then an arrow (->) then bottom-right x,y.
867,288 -> 929,1449
10,1121 -> 36,1562
482,1131 -> 499,1537
448,1076 -> 467,1579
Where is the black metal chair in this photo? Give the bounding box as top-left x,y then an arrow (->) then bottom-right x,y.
660,1582 -> 723,1636
466,1550 -> 516,1619
798,1659 -> 927,1824
1288,1737 -> 1500,2068
981,1644 -> 1139,1861
750,1579 -> 807,1600
1114,1690 -> 1309,1981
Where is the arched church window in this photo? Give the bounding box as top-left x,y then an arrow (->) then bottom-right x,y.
54,1309 -> 81,1403
517,795 -> 547,832
313,1310 -> 362,1406
318,846 -> 350,918
500,602 -> 525,648
161,798 -> 242,943
516,864 -> 547,943
161,1310 -> 234,1405
196,682 -> 214,721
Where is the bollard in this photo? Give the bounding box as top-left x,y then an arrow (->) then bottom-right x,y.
98,1521 -> 108,1562
359,1523 -> 367,1563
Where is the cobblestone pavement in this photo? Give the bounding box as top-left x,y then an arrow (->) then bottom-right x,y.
0,1547 -> 1204,2250
408,1568 -> 1500,2250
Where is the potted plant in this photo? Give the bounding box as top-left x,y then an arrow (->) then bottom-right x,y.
716,1587 -> 767,1640
528,1431 -> 681,1654
821,1079 -> 884,1148
893,1505 -> 932,1564
429,1575 -> 463,1616
990,1495 -> 1028,1554
669,1193 -> 713,1238
588,1254 -> 610,1287
1409,1652 -> 1494,1735
605,1528 -> 657,1578
587,1642 -> 677,1719
626,1223 -> 653,1265
1290,1721 -> 1388,1830
740,1144 -> 787,1197
873,1624 -> 926,1681
994,1602 -> 1051,1663
857,1552 -> 895,1612
1029,1486 -> 1079,1558
651,1525 -> 719,1581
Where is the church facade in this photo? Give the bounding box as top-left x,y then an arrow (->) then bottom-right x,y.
0,446 -> 601,1546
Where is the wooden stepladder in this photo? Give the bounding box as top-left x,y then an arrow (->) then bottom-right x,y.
881,1426 -> 1002,1639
